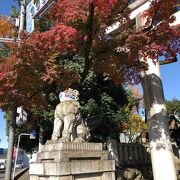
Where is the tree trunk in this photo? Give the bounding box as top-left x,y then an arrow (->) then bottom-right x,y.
141,58 -> 177,180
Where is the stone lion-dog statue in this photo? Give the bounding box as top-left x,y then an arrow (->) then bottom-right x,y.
51,88 -> 90,143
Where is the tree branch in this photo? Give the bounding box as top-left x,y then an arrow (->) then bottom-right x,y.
80,0 -> 94,83
142,1 -> 163,32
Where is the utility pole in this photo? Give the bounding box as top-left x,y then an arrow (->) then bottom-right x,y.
5,1 -> 26,179
136,14 -> 177,180
5,105 -> 17,180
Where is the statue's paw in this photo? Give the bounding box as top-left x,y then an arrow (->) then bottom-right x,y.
46,139 -> 58,144
51,135 -> 59,141
58,137 -> 71,142
73,138 -> 85,143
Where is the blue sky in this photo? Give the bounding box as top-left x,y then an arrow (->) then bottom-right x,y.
161,54 -> 180,100
0,0 -> 18,15
0,1 -> 180,148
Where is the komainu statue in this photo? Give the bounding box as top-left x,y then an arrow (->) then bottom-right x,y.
51,88 -> 90,143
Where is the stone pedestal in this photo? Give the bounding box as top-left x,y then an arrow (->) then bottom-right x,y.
30,142 -> 115,180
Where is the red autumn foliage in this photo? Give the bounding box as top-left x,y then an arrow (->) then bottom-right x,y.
0,0 -> 179,110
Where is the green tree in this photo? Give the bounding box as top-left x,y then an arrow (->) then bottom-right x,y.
166,98 -> 180,117
122,114 -> 148,143
165,99 -> 180,147
79,72 -> 129,142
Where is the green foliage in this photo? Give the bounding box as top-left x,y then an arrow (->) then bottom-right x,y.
165,99 -> 180,146
165,98 -> 180,116
123,114 -> 148,143
15,125 -> 39,153
3,110 -> 11,137
0,44 -> 11,57
79,72 -> 129,142
115,105 -> 131,126
35,16 -> 54,32
11,6 -> 19,18
81,98 -> 98,117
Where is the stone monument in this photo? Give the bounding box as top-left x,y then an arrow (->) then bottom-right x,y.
29,88 -> 115,180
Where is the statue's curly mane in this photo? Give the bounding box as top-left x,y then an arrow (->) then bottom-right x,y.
55,100 -> 80,118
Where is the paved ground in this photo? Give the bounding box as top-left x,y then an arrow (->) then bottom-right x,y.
0,170 -> 5,179
17,169 -> 29,180
0,168 -> 29,179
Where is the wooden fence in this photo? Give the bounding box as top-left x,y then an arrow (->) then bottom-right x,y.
117,143 -> 151,166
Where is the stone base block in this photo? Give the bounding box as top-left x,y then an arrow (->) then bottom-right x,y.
30,160 -> 115,176
30,175 -> 73,180
30,172 -> 114,180
36,150 -> 108,163
30,143 -> 115,180
41,142 -> 102,152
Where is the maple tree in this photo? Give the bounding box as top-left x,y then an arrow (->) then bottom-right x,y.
0,15 -> 14,37
0,0 -> 179,114
122,114 -> 148,143
0,1 -> 179,177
